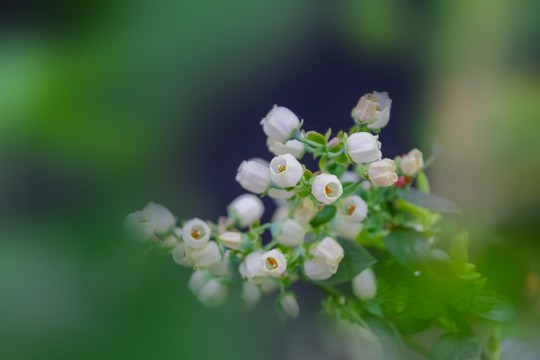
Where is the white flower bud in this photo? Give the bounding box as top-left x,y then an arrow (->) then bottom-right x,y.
268,188 -> 295,200
310,237 -> 344,267
351,91 -> 392,129
172,243 -> 194,267
345,132 -> 382,164
191,241 -> 222,270
311,174 -> 343,205
352,268 -> 377,300
270,154 -> 304,188
260,105 -> 300,142
271,205 -> 290,222
188,270 -> 208,295
339,195 -> 368,223
261,249 -> 287,278
241,282 -> 261,309
368,159 -> 398,187
239,251 -> 267,284
276,219 -> 306,247
209,250 -> 231,276
260,278 -> 280,294
218,231 -> 243,250
340,171 -> 360,183
182,218 -> 211,248
335,218 -> 363,240
280,294 -> 300,318
161,234 -> 179,250
267,138 -> 305,159
294,198 -> 318,225
228,194 -> 265,228
236,158 -> 271,194
123,210 -> 154,242
400,148 -> 424,176
304,258 -> 338,280
144,202 -> 175,235
197,279 -> 228,307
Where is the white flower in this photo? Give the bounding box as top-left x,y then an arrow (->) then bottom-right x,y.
368,159 -> 398,187
191,241 -> 222,270
310,237 -> 344,267
271,205 -> 290,222
260,278 -> 280,294
340,171 -> 360,183
172,243 -> 194,267
294,198 -> 318,225
351,91 -> 392,129
352,268 -> 377,300
260,105 -> 300,142
239,251 -> 267,284
270,154 -> 304,188
267,138 -> 305,159
236,158 -> 271,194
311,174 -> 343,204
400,148 -> 424,176
228,194 -> 265,228
304,258 -> 338,280
123,210 -> 154,242
197,279 -> 228,307
209,250 -> 231,277
261,249 -> 287,278
280,294 -> 299,318
182,218 -> 211,248
188,270 -> 208,295
241,282 -> 261,309
268,188 -> 295,200
276,219 -> 306,247
334,218 -> 363,240
144,202 -> 176,234
218,231 -> 243,250
339,195 -> 368,223
161,234 -> 179,250
345,132 -> 382,164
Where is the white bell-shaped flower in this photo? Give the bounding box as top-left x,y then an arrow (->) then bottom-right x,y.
294,198 -> 318,225
261,249 -> 287,278
352,268 -> 377,300
241,282 -> 261,309
339,195 -> 368,223
368,159 -> 398,187
268,188 -> 295,200
188,270 -> 208,295
270,154 -> 304,188
218,231 -> 243,250
310,237 -> 344,267
197,279 -> 228,307
345,132 -> 382,164
239,251 -> 267,284
311,174 -> 343,205
172,242 -> 194,267
267,138 -> 305,159
228,194 -> 265,228
182,218 -> 211,248
276,219 -> 306,247
260,278 -> 280,294
191,241 -> 222,270
400,148 -> 424,176
260,105 -> 300,142
144,202 -> 176,235
351,91 -> 392,129
304,258 -> 338,280
271,205 -> 290,222
280,294 -> 300,318
236,158 -> 271,194
335,218 -> 363,240
209,250 -> 231,277
161,234 -> 179,250
123,210 -> 155,242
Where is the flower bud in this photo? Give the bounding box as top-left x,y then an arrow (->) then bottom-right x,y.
261,249 -> 287,278
161,234 -> 180,250
260,105 -> 300,142
236,158 -> 271,194
276,219 -> 306,247
400,148 -> 424,176
339,195 -> 368,223
294,198 -> 318,224
304,258 -> 338,280
352,268 -> 377,300
218,231 -> 243,250
267,138 -> 305,159
270,154 -> 304,188
268,188 -> 295,200
209,250 -> 231,276
241,282 -> 261,309
345,132 -> 382,164
334,217 -> 363,240
197,279 -> 228,307
172,242 -> 194,267
191,241 -> 222,270
239,251 -> 267,284
182,218 -> 211,248
271,205 -> 290,222
311,174 -> 343,205
351,91 -> 391,129
228,194 -> 265,228
280,294 -> 299,318
340,171 -> 360,183
144,202 -> 175,235
260,278 -> 280,294
123,210 -> 155,242
310,237 -> 344,267
188,270 -> 208,295
368,159 -> 398,187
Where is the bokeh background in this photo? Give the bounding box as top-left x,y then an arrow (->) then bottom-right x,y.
1,1 -> 539,359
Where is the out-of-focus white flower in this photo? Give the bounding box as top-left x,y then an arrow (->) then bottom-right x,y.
123,210 -> 155,242
334,217 -> 363,240
209,250 -> 231,276
182,218 -> 211,248
294,198 -> 318,225
351,91 -> 392,129
345,132 -> 382,164
339,195 -> 368,223
311,174 -> 343,204
276,219 -> 306,247
268,188 -> 295,200
161,234 -> 179,250
260,105 -> 300,142
261,249 -> 287,277
352,268 -> 377,300
270,154 -> 304,188
218,231 -> 243,250
188,270 -> 208,295
144,202 -> 176,235
304,258 -> 338,280
400,148 -> 424,176
310,237 -> 344,267
271,205 -> 290,222
368,159 -> 398,187
172,243 -> 194,267
267,138 -> 305,159
197,279 -> 228,307
280,294 -> 299,318
228,194 -> 265,228
260,278 -> 280,294
191,241 -> 222,270
361,181 -> 372,191
236,158 -> 271,194
239,251 -> 267,284
242,282 -> 261,309
340,171 -> 360,183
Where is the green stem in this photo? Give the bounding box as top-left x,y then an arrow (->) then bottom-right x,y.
252,223 -> 271,233
294,132 -> 325,149
264,239 -> 278,251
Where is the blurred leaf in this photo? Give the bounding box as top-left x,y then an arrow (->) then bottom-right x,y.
397,189 -> 462,215
416,171 -> 430,193
365,316 -> 405,360
469,295 -> 516,322
310,205 -> 337,227
384,229 -> 430,266
433,333 -> 481,360
396,316 -> 431,334
306,131 -> 327,146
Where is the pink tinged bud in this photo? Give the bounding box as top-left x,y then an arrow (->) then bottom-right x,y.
368,159 -> 398,187
395,175 -> 412,188
327,137 -> 340,148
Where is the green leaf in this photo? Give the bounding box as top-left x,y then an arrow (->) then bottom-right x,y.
396,316 -> 431,334
396,189 -> 462,215
469,295 -> 516,322
310,205 -> 337,227
306,131 -> 327,146
384,229 -> 431,266
341,181 -> 362,198
318,155 -> 328,171
433,333 -> 481,360
315,238 -> 376,285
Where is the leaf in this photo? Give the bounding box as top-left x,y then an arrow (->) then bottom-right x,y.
396,189 -> 462,215
364,316 -> 405,360
315,237 -> 376,285
433,333 -> 481,360
384,229 -> 431,266
469,295 -> 516,322
306,131 -> 327,146
416,171 -> 431,193
310,205 -> 337,227
396,316 -> 431,334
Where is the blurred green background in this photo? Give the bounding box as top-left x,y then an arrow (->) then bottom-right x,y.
1,1 -> 539,359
